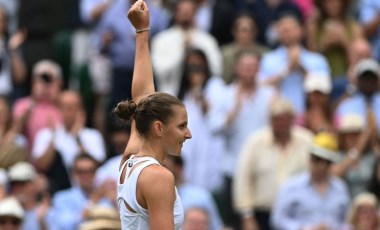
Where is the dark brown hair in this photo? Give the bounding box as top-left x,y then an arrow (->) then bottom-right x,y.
114,92 -> 185,137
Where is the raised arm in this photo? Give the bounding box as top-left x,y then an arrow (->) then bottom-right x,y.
128,0 -> 155,103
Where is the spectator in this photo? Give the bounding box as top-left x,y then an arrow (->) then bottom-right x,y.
333,114 -> 378,198
0,197 -> 24,230
12,60 -> 63,148
151,0 -> 222,96
221,13 -> 268,84
163,155 -> 223,230
177,48 -> 225,192
234,98 -> 314,230
8,162 -> 50,230
347,192 -> 379,230
218,49 -> 275,228
271,132 -> 350,230
306,0 -> 362,78
98,0 -> 168,107
259,14 -> 330,115
0,96 -> 27,169
32,90 -> 106,195
301,73 -> 334,133
49,153 -> 114,230
359,0 -> 380,62
183,207 -> 210,230
335,59 -> 380,135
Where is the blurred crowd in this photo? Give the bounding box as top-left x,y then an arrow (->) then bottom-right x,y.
1,0 -> 380,229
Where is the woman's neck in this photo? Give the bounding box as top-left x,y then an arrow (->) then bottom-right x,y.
139,142 -> 166,164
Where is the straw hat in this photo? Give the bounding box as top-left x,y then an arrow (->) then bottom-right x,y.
8,162 -> 37,182
338,114 -> 365,133
304,72 -> 332,94
79,206 -> 121,230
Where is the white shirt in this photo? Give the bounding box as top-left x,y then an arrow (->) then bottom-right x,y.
32,126 -> 106,169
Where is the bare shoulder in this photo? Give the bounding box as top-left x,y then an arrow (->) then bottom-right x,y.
138,164 -> 176,201
139,164 -> 175,186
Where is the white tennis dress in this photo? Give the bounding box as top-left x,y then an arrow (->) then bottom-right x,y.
117,155 -> 184,229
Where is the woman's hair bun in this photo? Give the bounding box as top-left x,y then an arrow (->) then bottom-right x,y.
113,100 -> 137,121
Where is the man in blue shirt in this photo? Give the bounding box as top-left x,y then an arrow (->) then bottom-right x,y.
360,0 -> 380,62
271,133 -> 350,230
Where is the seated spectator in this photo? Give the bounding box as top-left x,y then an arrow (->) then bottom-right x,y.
163,155 -> 223,230
12,60 -> 63,148
335,59 -> 380,134
306,0 -> 362,78
271,132 -> 350,229
259,14 -> 330,115
32,90 -> 106,195
234,98 -> 314,230
50,154 -> 114,230
221,13 -> 268,84
8,162 -> 50,230
347,192 -> 379,230
0,197 -> 24,230
301,72 -> 334,133
183,207 -> 210,230
151,0 -> 222,96
333,114 -> 378,197
0,96 -> 27,169
78,206 -> 121,230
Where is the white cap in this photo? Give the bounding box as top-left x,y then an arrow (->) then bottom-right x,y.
0,197 -> 24,220
338,114 -> 365,133
8,162 -> 37,182
354,59 -> 380,78
304,73 -> 332,94
0,169 -> 8,186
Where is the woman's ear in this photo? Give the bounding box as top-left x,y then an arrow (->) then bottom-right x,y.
152,120 -> 164,137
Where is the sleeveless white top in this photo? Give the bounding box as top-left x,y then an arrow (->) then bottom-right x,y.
117,155 -> 184,230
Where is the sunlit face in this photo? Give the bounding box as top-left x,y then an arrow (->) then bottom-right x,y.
32,70 -> 62,102
162,105 -> 192,156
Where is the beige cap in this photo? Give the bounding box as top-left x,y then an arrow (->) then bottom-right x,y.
0,197 -> 24,220
304,73 -> 332,94
310,132 -> 338,162
354,58 -> 380,78
338,114 -> 365,133
269,97 -> 295,117
8,162 -> 37,182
